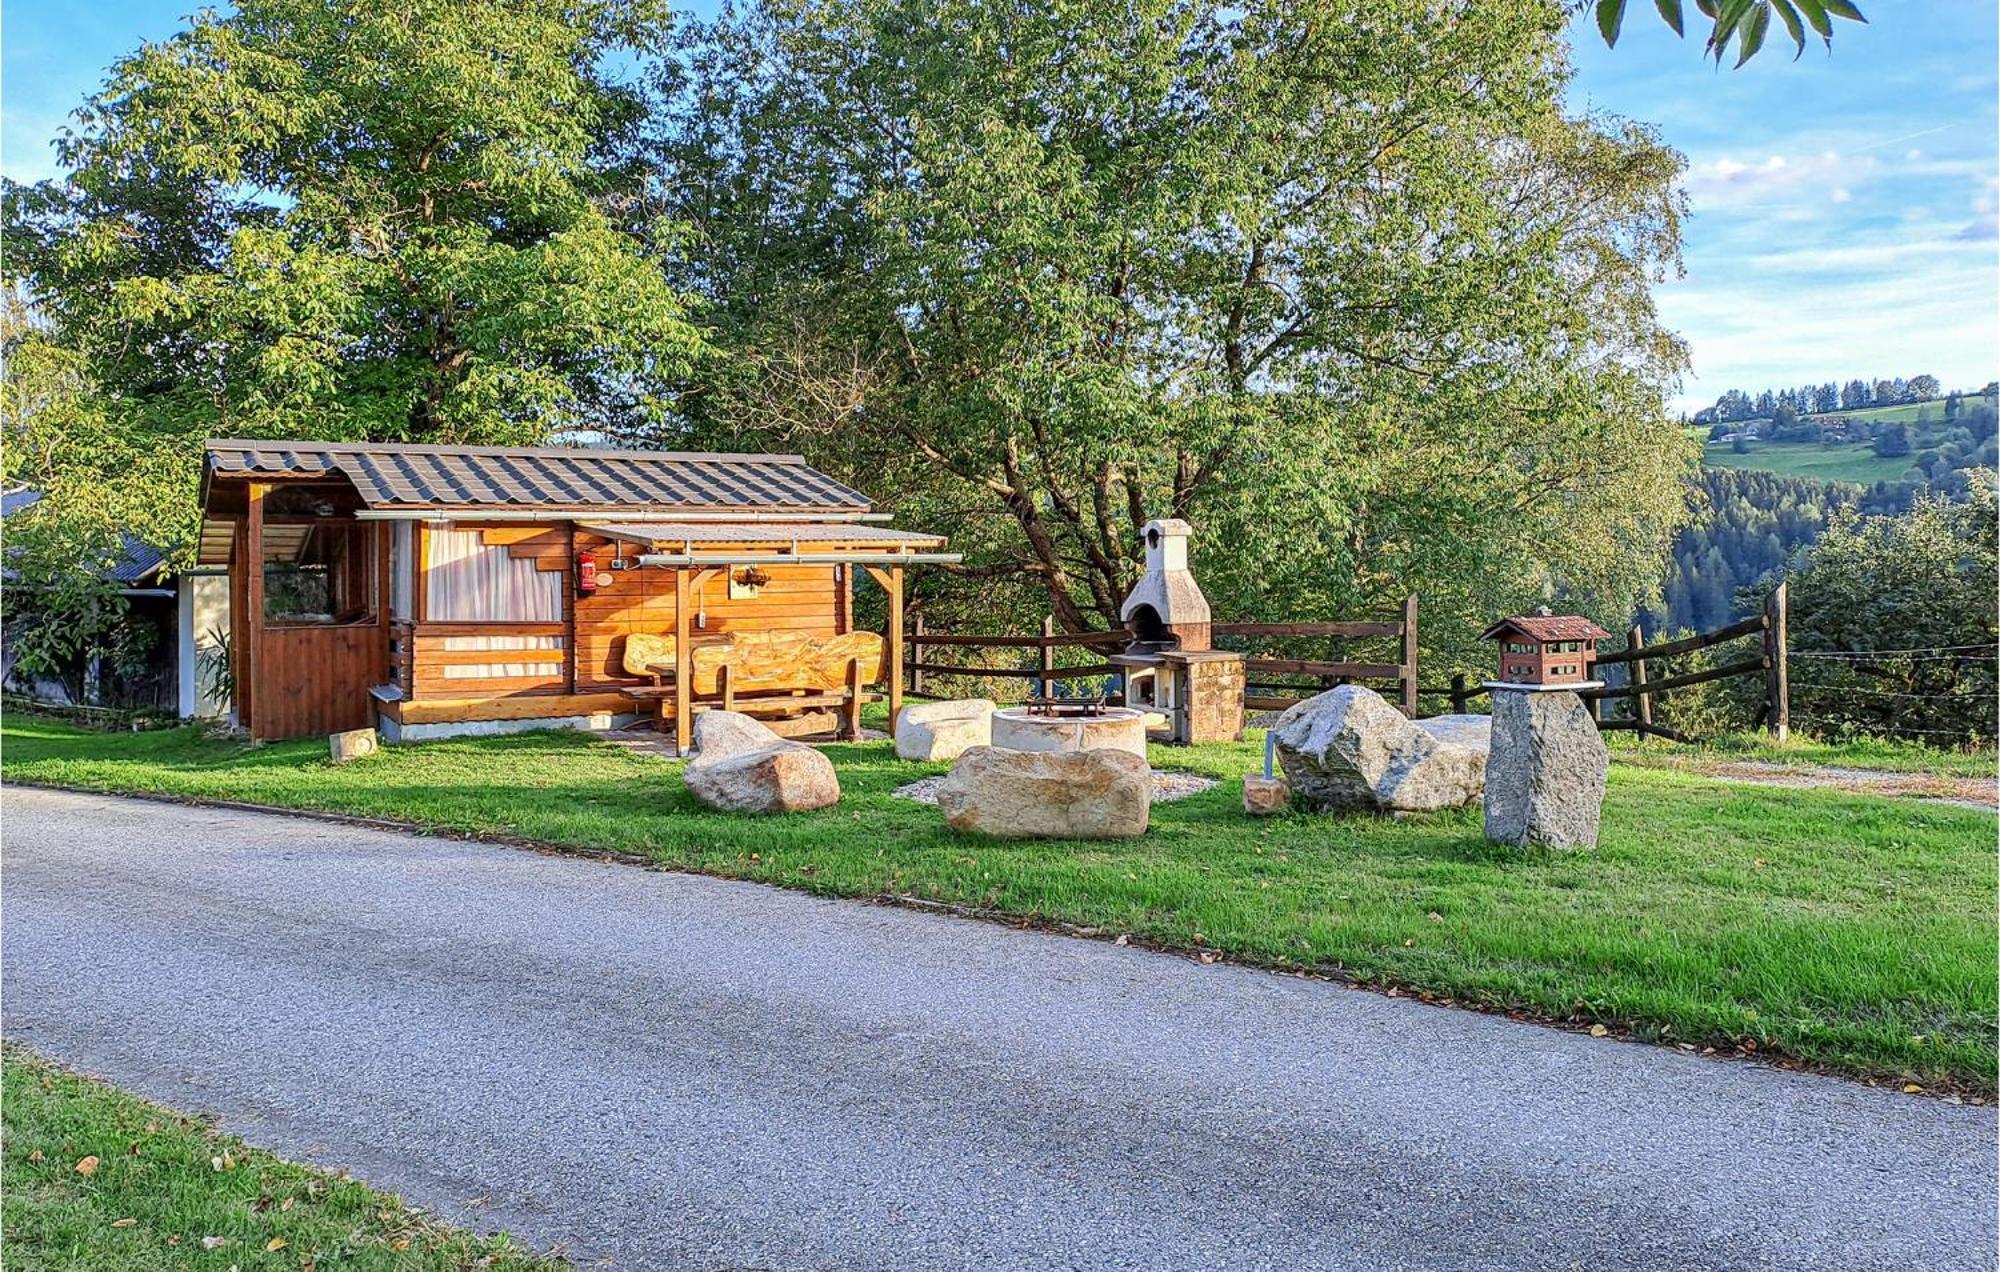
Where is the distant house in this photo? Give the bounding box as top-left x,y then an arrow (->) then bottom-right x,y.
1,487 -> 203,711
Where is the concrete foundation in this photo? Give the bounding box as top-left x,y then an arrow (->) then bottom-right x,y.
377,710 -> 644,744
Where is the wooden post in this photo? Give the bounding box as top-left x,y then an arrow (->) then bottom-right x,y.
864,564 -> 906,731
1449,672 -> 1467,715
911,614 -> 926,698
1765,582 -> 1789,742
674,566 -> 692,754
1629,624 -> 1651,742
1048,612 -> 1064,700
719,662 -> 735,715
1399,593 -> 1419,719
887,565 -> 904,731
375,522 -> 392,684
241,482 -> 265,737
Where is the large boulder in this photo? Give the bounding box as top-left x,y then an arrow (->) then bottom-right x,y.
895,698 -> 996,763
936,746 -> 1150,839
1483,690 -> 1607,851
1270,686 -> 1488,814
684,710 -> 840,814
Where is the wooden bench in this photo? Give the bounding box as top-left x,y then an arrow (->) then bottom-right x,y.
620,660 -> 879,740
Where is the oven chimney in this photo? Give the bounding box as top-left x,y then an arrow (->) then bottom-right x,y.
1119,518 -> 1212,652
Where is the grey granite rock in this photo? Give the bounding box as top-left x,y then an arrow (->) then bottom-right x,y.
1270,686 -> 1487,814
1483,689 -> 1607,850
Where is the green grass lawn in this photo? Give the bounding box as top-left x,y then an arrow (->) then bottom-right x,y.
4,715 -> 1994,1092
1701,437 -> 1918,485
1,1045 -> 557,1271
1606,730 -> 1998,778
1821,394 -> 1995,427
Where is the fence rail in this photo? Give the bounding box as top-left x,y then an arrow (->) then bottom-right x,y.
907,594 -> 1420,714
1426,586 -> 1790,744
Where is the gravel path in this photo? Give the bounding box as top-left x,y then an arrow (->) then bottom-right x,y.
4,787 -> 1994,1270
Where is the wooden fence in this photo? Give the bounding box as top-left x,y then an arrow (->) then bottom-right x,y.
1429,585 -> 1789,742
907,595 -> 1421,717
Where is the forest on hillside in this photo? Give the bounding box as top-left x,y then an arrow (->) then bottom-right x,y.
1639,469 -> 1850,636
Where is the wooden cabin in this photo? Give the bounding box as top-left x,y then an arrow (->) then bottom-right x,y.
1478,612 -> 1611,687
196,440 -> 956,749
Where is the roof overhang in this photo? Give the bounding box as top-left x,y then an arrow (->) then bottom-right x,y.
603,520 -> 960,567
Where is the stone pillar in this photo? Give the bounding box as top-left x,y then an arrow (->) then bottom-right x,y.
1167,651 -> 1244,744
1483,688 -> 1607,851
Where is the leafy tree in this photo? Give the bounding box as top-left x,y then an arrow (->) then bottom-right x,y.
1588,0 -> 1868,67
1873,422 -> 1912,458
3,0 -> 705,561
2,530 -> 159,706
1759,472 -> 1998,746
653,0 -> 1696,673
1909,373 -> 1941,401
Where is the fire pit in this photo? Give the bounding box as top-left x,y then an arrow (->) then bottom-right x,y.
990,705 -> 1148,759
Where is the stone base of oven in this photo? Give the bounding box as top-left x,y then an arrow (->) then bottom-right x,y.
1164,650 -> 1245,745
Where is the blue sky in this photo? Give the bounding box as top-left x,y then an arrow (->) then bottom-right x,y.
5,2 -> 1995,413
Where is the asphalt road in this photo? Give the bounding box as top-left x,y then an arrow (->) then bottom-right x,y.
4,786 -> 1994,1270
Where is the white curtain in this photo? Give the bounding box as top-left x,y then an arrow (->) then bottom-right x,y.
424,527 -> 564,679
425,527 -> 562,622
391,521 -> 413,620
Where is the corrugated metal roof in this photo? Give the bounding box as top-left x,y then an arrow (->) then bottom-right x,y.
585,522 -> 946,547
204,440 -> 872,512
1479,614 -> 1611,643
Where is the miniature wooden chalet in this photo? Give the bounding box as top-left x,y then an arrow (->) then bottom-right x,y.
1478,611 -> 1611,688
196,440 -> 956,749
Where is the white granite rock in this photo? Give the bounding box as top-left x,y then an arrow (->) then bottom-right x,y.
936,746 -> 1151,839
895,698 -> 996,762
328,727 -> 378,764
1270,686 -> 1488,814
684,710 -> 840,814
1483,689 -> 1607,850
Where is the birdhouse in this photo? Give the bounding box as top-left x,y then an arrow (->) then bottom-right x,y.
1478,610 -> 1611,688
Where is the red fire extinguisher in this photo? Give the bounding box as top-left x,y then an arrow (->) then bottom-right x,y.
577,552 -> 599,597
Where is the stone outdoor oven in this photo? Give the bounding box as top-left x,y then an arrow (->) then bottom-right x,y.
1109,520 -> 1244,745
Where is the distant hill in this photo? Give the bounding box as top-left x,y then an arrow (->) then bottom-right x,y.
1696,389 -> 1997,492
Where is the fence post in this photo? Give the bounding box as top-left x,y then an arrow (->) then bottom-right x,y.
1400,593 -> 1419,719
911,613 -> 925,698
1765,582 -> 1789,742
1449,672 -> 1467,715
1040,614 -> 1055,700
1629,624 -> 1651,742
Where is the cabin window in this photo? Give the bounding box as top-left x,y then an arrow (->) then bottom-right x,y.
423,527 -> 562,623
264,521 -> 376,626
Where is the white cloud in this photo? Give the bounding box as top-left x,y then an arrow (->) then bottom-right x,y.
1829,187 -> 1852,204
1680,150 -> 1861,207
